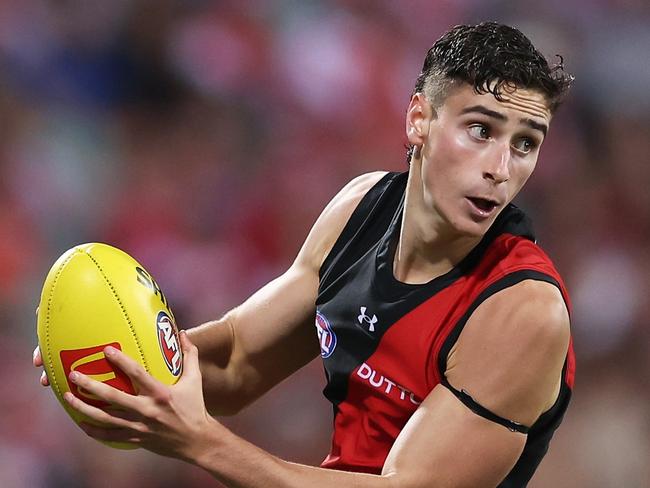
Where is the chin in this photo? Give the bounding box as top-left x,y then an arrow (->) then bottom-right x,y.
459,223 -> 489,239
449,215 -> 493,239
433,200 -> 493,239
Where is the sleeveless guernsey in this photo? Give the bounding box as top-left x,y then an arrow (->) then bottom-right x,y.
315,171 -> 575,487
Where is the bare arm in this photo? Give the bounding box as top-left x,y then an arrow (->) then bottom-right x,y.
187,265 -> 320,416
185,171 -> 388,415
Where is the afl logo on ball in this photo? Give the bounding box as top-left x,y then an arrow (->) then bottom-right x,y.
315,311 -> 337,358
156,311 -> 182,376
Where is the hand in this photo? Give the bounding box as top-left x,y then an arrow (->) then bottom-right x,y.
63,331 -> 220,462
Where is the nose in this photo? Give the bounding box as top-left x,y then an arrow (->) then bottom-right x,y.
483,143 -> 510,184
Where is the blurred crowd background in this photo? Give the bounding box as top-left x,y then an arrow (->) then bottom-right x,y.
1,0 -> 649,487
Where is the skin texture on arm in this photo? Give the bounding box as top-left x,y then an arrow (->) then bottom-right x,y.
63,274 -> 569,488
444,280 -> 570,424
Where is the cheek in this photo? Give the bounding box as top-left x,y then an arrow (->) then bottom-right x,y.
509,159 -> 538,194
421,132 -> 473,207
423,131 -> 475,186
431,128 -> 476,160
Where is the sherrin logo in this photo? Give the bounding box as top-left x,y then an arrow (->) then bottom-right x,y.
60,343 -> 135,407
156,311 -> 182,376
315,311 -> 337,358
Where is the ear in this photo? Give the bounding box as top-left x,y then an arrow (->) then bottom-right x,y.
406,92 -> 433,147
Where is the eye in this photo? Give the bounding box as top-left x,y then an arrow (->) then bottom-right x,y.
468,124 -> 490,141
512,137 -> 538,155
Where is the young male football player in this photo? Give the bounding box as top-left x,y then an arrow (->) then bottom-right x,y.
36,22 -> 575,487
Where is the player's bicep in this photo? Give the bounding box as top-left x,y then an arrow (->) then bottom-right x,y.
382,384 -> 526,487
196,261 -> 321,415
445,280 -> 570,426
228,262 -> 321,396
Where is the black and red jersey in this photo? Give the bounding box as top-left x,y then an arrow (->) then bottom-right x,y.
315,171 -> 575,487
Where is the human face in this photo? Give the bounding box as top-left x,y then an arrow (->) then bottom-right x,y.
406,83 -> 551,238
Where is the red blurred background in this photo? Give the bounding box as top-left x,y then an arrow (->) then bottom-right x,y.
2,1 -> 649,486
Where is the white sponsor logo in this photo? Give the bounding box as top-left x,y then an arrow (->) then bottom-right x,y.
357,306 -> 378,332
356,362 -> 421,405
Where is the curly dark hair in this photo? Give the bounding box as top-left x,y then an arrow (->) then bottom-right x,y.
407,22 -> 574,161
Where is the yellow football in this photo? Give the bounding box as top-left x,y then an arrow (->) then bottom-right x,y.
37,243 -> 183,449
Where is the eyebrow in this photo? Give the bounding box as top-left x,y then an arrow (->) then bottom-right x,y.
460,105 -> 548,137
522,118 -> 548,137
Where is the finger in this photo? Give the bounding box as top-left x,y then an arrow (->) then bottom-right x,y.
104,406 -> 143,423
33,346 -> 43,367
34,346 -> 50,386
79,422 -> 142,445
103,346 -> 160,393
68,370 -> 140,411
64,391 -> 139,430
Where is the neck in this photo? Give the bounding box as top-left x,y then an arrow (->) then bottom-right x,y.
393,167 -> 482,284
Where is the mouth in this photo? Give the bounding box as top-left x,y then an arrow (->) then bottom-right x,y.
466,197 -> 500,216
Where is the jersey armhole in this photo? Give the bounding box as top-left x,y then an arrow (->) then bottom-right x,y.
319,171 -> 401,284
436,269 -> 566,376
435,269 -> 570,432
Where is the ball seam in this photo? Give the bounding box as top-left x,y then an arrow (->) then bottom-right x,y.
84,250 -> 150,374
45,250 -> 78,400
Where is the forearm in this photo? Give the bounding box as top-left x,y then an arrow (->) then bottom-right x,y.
192,419 -> 398,488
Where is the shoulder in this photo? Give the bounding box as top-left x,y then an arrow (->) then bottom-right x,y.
478,227 -> 569,300
446,279 -> 570,425
479,280 -> 569,349
323,171 -> 391,215
295,171 -> 389,271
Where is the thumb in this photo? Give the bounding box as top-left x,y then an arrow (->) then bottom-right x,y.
179,330 -> 200,380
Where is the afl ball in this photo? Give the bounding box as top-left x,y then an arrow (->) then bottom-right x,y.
37,243 -> 183,448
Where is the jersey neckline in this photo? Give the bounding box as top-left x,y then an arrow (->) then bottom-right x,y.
374,191 -> 471,299
373,175 -> 534,300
